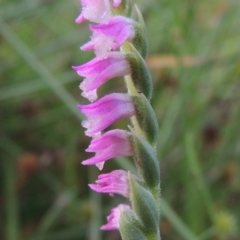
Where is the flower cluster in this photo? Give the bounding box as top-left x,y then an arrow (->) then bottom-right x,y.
73,0 -> 161,239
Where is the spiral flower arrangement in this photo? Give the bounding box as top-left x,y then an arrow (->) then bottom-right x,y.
73,0 -> 161,239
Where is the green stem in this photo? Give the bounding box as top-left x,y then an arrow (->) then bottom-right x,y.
121,43 -> 143,135
0,136 -> 22,240
2,157 -> 19,240
35,191 -> 77,240
184,132 -> 216,222
198,227 -> 217,240
121,17 -> 161,240
64,133 -> 79,189
161,199 -> 198,240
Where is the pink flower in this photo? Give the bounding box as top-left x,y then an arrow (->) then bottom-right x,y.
89,170 -> 130,197
101,204 -> 132,230
75,0 -> 122,24
81,16 -> 136,58
79,93 -> 135,137
73,52 -> 130,102
82,129 -> 132,169
75,0 -> 111,24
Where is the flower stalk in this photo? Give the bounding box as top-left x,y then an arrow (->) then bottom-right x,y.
74,0 -> 161,239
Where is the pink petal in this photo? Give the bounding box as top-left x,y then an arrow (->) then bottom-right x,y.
75,13 -> 86,24
86,129 -> 131,151
73,52 -> 127,76
84,16 -> 135,57
89,170 -> 129,197
90,16 -> 135,40
73,52 -> 130,101
101,204 -> 132,230
82,129 -> 132,167
80,40 -> 95,51
78,93 -> 135,136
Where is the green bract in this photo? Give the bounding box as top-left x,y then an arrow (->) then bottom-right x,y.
119,209 -> 147,240
129,175 -> 160,239
133,4 -> 148,58
126,44 -> 153,100
132,93 -> 159,146
130,128 -> 160,193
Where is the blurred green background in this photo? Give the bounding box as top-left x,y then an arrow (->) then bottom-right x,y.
0,0 -> 240,239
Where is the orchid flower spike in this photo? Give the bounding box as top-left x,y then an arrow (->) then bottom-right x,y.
73,0 -> 161,239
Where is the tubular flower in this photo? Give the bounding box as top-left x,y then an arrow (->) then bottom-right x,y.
82,129 -> 132,169
81,16 -> 136,58
73,52 -> 131,102
89,170 -> 130,197
76,0 -> 111,24
78,93 -> 135,137
76,0 -> 122,24
101,204 -> 132,230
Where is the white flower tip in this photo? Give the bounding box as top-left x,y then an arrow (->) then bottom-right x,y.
92,32 -> 115,58
83,2 -> 111,24
96,162 -> 104,170
81,90 -> 98,102
88,184 -> 95,190
81,120 -> 89,128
